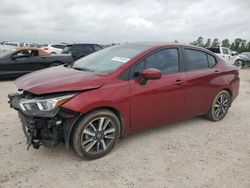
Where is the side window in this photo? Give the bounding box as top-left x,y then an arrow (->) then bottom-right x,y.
145,48 -> 179,74
185,49 -> 208,71
222,48 -> 228,54
81,45 -> 93,52
15,50 -> 30,57
93,45 -> 102,51
207,54 -> 217,67
30,50 -> 38,56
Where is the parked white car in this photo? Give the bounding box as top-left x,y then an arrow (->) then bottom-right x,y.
207,46 -> 236,64
5,42 -> 29,48
0,42 -> 29,52
41,44 -> 65,54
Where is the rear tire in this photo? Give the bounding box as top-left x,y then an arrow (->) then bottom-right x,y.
206,90 -> 231,121
72,110 -> 120,159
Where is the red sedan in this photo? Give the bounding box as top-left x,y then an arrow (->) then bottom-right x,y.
8,42 -> 239,159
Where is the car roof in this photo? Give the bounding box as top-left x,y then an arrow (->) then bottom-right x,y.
120,42 -> 207,51
65,43 -> 100,46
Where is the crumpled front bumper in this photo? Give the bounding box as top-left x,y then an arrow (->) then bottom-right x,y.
8,93 -> 81,151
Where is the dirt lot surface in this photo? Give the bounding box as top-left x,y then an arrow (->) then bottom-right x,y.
0,70 -> 250,188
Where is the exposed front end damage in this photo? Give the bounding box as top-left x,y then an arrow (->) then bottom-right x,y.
8,92 -> 81,151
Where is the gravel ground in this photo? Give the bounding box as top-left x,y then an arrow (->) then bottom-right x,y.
0,70 -> 250,188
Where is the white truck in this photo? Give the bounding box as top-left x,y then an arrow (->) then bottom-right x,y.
207,46 -> 236,65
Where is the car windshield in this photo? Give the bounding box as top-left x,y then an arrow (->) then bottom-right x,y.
72,45 -> 149,73
241,52 -> 250,56
0,50 -> 15,58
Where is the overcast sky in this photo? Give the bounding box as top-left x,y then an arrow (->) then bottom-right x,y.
0,0 -> 249,44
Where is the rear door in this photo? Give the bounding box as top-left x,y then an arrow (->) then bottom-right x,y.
183,48 -> 219,117
129,47 -> 186,129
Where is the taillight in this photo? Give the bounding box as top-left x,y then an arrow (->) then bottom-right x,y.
43,48 -> 48,50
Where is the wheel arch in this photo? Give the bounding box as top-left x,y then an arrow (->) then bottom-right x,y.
85,106 -> 125,137
69,106 -> 125,147
222,88 -> 232,97
221,88 -> 233,106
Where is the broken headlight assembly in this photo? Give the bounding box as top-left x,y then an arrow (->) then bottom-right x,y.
19,93 -> 76,117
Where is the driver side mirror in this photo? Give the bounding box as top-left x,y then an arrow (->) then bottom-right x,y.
139,68 -> 162,85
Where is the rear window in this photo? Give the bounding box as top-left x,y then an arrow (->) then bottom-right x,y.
207,48 -> 220,54
52,45 -> 65,49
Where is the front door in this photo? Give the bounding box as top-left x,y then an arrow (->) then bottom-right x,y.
129,48 -> 186,129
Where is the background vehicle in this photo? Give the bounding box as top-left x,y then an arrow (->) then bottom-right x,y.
0,47 -> 73,79
9,43 -> 239,159
61,43 -> 103,60
0,42 -> 30,52
4,42 -> 30,48
234,52 -> 250,67
41,44 -> 66,54
207,46 -> 236,64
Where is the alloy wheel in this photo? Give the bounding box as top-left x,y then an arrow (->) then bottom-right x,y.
80,117 -> 116,154
214,93 -> 229,119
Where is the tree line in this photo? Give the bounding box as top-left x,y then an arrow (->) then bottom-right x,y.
190,37 -> 250,53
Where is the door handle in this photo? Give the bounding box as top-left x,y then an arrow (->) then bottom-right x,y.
174,79 -> 184,85
214,70 -> 220,74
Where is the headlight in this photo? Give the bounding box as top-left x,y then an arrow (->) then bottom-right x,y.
19,93 -> 76,117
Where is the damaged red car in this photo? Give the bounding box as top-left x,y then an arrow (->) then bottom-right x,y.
8,42 -> 239,159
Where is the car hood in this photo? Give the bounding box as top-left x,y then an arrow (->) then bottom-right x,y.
15,65 -> 107,95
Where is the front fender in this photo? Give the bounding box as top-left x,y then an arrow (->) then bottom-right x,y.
62,80 -> 130,133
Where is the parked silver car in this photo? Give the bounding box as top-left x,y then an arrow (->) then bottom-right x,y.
234,52 -> 250,68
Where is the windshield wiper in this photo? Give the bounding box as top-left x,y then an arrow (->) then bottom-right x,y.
72,67 -> 94,72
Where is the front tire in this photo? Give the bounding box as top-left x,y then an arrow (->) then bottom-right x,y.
72,110 -> 120,159
206,90 -> 231,121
